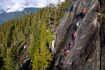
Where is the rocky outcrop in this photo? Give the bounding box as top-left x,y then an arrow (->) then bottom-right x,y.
99,1 -> 105,70
100,17 -> 105,70
50,0 -> 101,70
99,0 -> 105,70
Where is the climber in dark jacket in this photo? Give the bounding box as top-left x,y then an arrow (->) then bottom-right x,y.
68,42 -> 73,49
76,8 -> 87,19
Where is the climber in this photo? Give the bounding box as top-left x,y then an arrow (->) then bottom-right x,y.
72,31 -> 77,42
76,8 -> 87,19
58,60 -> 64,68
64,49 -> 70,56
74,23 -> 78,31
75,22 -> 80,31
56,59 -> 64,69
68,42 -> 73,49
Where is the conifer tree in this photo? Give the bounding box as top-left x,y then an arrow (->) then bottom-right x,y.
3,48 -> 14,70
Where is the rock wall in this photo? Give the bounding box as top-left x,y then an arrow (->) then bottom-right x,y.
99,0 -> 105,70
50,0 -> 101,70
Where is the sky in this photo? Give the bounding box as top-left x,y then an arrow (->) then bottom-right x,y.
0,0 -> 65,13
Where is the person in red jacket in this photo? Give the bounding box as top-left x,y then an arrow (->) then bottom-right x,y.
72,31 -> 77,42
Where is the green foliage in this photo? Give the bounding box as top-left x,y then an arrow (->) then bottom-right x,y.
45,0 -> 69,26
3,48 -> 13,70
29,14 -> 52,70
3,48 -> 19,70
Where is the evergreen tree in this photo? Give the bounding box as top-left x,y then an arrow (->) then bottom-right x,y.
3,48 -> 14,70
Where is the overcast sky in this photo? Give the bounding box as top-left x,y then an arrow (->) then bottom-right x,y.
0,0 -> 65,13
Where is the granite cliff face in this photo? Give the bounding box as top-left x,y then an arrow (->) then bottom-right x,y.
50,0 -> 101,70
99,0 -> 105,70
